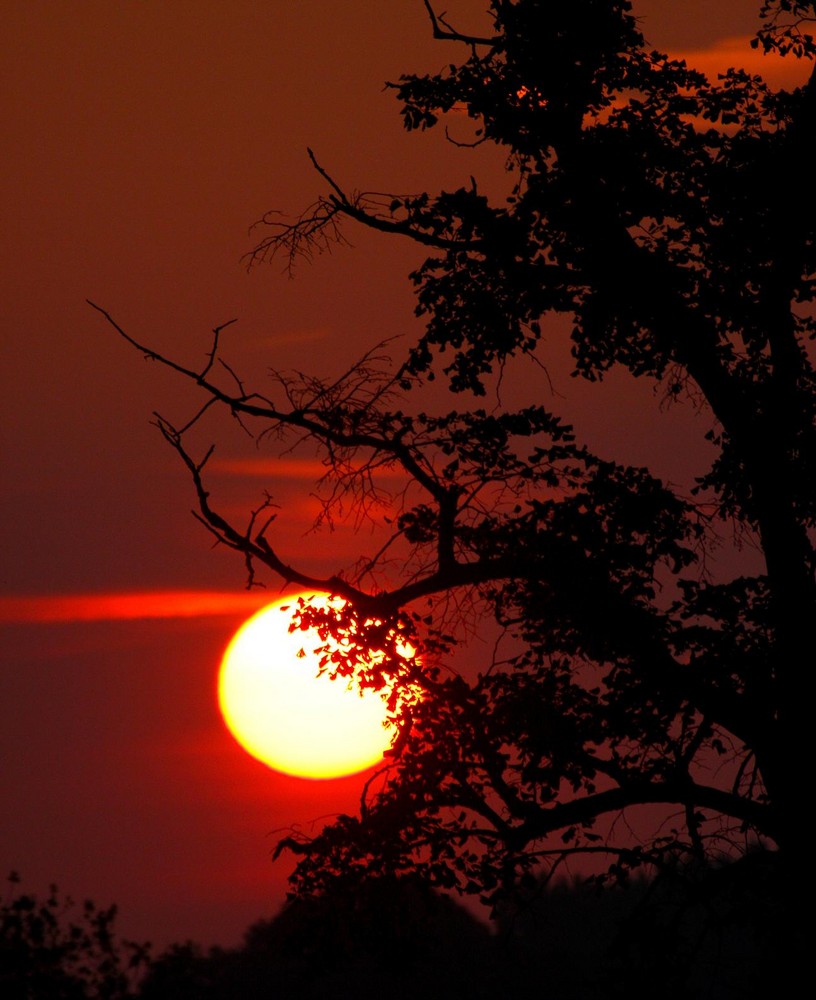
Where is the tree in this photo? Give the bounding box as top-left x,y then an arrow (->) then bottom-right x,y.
91,0 -> 815,975
139,876 -> 499,1000
0,873 -> 150,999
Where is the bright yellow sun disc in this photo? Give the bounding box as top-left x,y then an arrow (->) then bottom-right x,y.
218,594 -> 393,779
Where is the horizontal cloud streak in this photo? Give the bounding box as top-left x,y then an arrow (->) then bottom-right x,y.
211,457 -> 407,481
672,35 -> 812,88
211,458 -> 331,479
0,591 -> 282,624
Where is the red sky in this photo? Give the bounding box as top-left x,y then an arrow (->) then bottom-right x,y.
1,1 -> 809,951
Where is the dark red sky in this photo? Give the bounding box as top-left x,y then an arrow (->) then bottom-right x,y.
1,1 -> 806,951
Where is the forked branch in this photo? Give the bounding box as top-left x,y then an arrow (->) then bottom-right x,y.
422,1 -> 498,47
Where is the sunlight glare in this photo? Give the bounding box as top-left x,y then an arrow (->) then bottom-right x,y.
218,593 -> 404,779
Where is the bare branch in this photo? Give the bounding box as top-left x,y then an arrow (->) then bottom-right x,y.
88,300 -> 448,503
444,124 -> 488,148
201,317 -> 238,379
422,1 -> 497,46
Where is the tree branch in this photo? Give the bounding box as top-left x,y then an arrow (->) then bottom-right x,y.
510,779 -> 774,850
422,1 -> 497,47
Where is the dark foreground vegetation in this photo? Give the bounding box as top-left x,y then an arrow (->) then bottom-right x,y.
1,868 -> 783,999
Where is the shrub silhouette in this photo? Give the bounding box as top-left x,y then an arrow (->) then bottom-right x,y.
0,873 -> 149,1000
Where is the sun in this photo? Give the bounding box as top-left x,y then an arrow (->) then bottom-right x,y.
218,593 -> 397,779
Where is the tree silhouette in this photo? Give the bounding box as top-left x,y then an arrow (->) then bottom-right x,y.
138,876 -> 499,1000
0,873 -> 150,999
93,0 -> 815,978
139,872 -> 763,1000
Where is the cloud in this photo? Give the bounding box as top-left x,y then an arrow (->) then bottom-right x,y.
210,457 -> 408,482
672,35 -> 812,89
0,591 -> 276,624
210,457 -> 330,479
258,328 -> 330,348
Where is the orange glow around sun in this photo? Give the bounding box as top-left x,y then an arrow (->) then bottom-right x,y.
218,593 -> 402,780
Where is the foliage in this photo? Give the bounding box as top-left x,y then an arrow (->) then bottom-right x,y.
137,869 -> 774,1000
95,0 -> 816,950
138,877 -> 498,1000
0,873 -> 150,999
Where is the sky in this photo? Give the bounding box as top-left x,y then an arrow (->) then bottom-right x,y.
1,0 -> 808,952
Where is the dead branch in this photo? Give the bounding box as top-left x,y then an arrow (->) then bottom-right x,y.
422,1 -> 497,47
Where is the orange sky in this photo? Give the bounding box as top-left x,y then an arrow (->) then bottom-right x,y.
2,0 -> 811,951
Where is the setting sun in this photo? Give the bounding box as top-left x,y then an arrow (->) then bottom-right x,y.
218,594 -> 396,779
